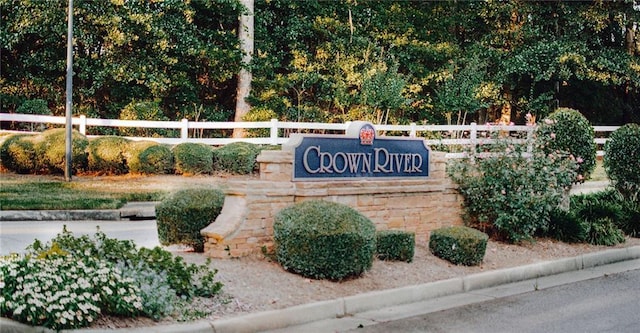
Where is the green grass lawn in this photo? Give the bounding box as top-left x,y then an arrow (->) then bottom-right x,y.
0,177 -> 165,210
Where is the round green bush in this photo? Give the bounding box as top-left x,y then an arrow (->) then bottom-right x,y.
429,226 -> 488,266
0,134 -> 37,174
375,230 -> 415,262
126,141 -> 174,174
534,108 -> 596,180
34,128 -> 89,174
173,142 -> 213,175
155,188 -> 225,252
273,200 -> 376,280
87,136 -> 131,174
212,142 -> 261,174
604,123 -> 640,201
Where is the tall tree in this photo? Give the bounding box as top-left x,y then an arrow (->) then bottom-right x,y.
233,0 -> 254,138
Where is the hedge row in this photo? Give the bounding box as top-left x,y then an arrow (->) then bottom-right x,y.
0,129 -> 272,176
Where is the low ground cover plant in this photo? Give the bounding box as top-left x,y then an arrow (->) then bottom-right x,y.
274,200 -> 376,280
0,228 -> 223,330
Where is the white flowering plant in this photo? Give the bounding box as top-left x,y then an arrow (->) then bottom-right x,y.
1,227 -> 224,330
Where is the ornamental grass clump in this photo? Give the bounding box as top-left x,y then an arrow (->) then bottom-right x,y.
274,200 -> 376,280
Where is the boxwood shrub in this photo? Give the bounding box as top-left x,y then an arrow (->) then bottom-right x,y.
0,134 -> 37,174
274,200 -> 376,280
87,136 -> 131,174
34,128 -> 89,174
212,142 -> 261,174
375,230 -> 415,262
173,142 -> 213,175
127,141 -> 174,174
429,226 -> 488,266
155,188 -> 225,252
604,123 -> 640,201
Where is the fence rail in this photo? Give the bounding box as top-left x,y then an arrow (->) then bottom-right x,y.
1,113 -> 618,157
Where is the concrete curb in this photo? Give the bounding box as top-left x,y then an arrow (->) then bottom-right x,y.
3,246 -> 636,333
0,202 -> 157,222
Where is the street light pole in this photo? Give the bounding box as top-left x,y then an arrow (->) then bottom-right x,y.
64,0 -> 74,181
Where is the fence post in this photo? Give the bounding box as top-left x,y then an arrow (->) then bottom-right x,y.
181,119 -> 189,140
526,126 -> 534,154
410,123 -> 417,137
79,115 -> 86,135
470,122 -> 477,150
270,118 -> 279,145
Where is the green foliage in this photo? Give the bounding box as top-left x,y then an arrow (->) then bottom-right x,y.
375,230 -> 415,262
447,135 -> 577,243
212,142 -> 260,174
119,100 -> 171,137
0,134 -> 36,174
87,136 -> 131,174
1,228 -> 224,329
34,128 -> 89,175
126,141 -> 174,174
155,189 -> 225,252
273,200 -> 376,280
568,191 -> 626,246
604,123 -> 640,202
548,209 -> 588,243
535,108 -> 596,181
173,142 -> 214,175
429,226 -> 488,266
16,99 -> 50,115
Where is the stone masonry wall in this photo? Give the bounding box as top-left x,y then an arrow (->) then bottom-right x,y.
201,150 -> 463,258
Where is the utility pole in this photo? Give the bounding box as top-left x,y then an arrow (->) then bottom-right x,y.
65,0 -> 74,181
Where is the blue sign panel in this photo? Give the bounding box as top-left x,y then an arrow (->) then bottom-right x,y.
290,123 -> 430,181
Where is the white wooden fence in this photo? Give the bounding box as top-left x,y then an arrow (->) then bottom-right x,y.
0,113 -> 619,157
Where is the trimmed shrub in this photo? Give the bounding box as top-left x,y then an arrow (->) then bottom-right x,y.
273,200 -> 376,280
534,108 -> 596,181
375,230 -> 415,262
173,142 -> 213,175
155,189 -> 225,252
0,134 -> 36,173
34,128 -> 89,174
127,141 -> 174,174
87,136 -> 131,174
429,226 -> 488,266
212,142 -> 261,174
604,123 -> 640,201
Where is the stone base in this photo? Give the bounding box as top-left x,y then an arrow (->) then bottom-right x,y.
201,150 -> 463,258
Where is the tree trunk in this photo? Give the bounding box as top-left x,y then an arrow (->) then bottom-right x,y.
233,0 -> 254,138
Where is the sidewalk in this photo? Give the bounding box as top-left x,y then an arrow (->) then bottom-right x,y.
1,246 -> 640,333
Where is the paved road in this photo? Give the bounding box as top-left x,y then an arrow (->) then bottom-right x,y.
0,220 -> 161,255
348,269 -> 640,333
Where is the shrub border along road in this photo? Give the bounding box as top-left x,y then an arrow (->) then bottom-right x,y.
2,246 -> 640,333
